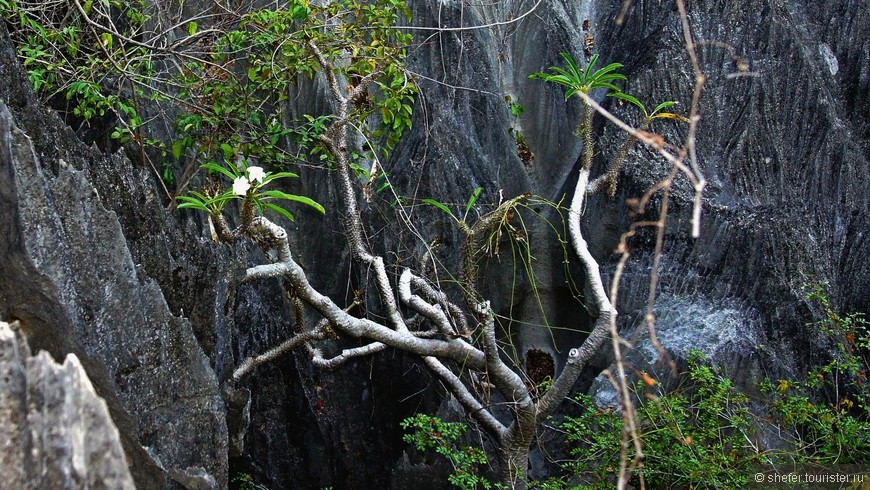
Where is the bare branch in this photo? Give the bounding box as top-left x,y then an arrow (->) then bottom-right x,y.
310,342 -> 388,369
393,0 -> 543,32
233,329 -> 327,382
535,163 -> 616,423
308,41 -> 347,107
475,302 -> 530,405
422,357 -> 507,438
399,269 -> 465,337
409,274 -> 471,337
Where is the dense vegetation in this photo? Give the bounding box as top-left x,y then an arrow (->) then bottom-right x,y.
406,286 -> 869,489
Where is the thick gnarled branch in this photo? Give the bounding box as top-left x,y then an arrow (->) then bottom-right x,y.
222,35 -> 625,490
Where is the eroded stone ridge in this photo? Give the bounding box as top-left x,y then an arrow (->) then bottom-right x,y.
0,320 -> 136,489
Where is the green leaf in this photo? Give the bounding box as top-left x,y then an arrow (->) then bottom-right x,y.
584,53 -> 599,76
290,4 -> 310,20
210,190 -> 238,205
187,21 -> 198,36
260,190 -> 325,214
591,72 -> 626,84
421,198 -> 455,218
652,100 -> 678,113
609,91 -> 646,113
596,82 -> 623,93
201,162 -> 238,181
560,52 -> 584,82
589,62 -> 624,79
260,171 -> 299,185
171,139 -> 185,160
176,194 -> 206,204
220,143 -> 235,161
174,199 -> 200,212
263,202 -> 295,221
464,187 -> 482,217
175,197 -> 210,212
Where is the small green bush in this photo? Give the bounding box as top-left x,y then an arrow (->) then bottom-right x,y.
540,286 -> 869,489
401,413 -> 497,490
760,283 -> 870,465
548,353 -> 759,489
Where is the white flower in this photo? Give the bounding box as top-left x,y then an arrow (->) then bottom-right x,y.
232,176 -> 251,196
247,166 -> 266,183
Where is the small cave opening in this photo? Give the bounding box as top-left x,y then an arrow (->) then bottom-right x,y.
525,348 -> 555,393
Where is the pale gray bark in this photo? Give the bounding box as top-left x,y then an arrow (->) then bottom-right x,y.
219,41 -> 623,490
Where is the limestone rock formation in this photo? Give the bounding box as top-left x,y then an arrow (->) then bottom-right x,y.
0,0 -> 867,488
586,0 -> 870,391
0,49 -> 228,487
0,320 -> 136,489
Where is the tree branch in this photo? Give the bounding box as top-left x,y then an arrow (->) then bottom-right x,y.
422,356 -> 507,439
399,269 -> 459,336
310,342 -> 388,369
534,166 -> 614,423
233,328 -> 327,382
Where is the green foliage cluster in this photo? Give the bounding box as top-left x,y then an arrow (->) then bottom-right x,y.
2,0 -> 153,137
538,288 -> 869,489
3,0 -> 416,198
175,161 -> 323,222
530,54 -> 626,100
170,0 -> 416,183
401,413 -> 497,490
530,53 -> 630,173
408,285 -> 868,489
760,283 -> 870,465
534,353 -> 757,490
529,52 -> 686,124
805,283 -> 870,408
232,472 -> 267,490
530,51 -> 687,199
421,187 -> 483,224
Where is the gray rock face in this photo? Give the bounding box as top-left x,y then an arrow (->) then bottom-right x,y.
0,35 -> 228,487
585,0 -> 870,387
0,320 -> 135,489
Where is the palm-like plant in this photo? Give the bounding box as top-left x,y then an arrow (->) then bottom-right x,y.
608,92 -> 690,124
531,53 -> 626,99
531,53 -> 627,171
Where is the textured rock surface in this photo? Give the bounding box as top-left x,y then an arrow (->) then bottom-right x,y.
389,0 -> 595,364
0,31 -> 228,487
585,0 -> 870,391
0,320 -> 135,489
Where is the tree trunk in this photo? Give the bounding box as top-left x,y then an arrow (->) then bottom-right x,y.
498,404 -> 538,489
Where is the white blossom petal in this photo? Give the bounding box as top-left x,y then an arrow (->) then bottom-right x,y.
232,176 -> 251,196
247,166 -> 266,183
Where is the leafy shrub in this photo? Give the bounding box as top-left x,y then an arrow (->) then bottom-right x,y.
541,287 -> 869,489
3,0 -> 417,191
401,414 -> 496,490
760,283 -> 870,465
547,353 -> 759,489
